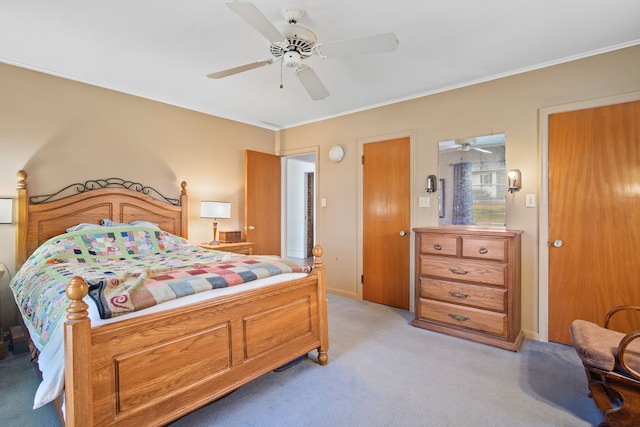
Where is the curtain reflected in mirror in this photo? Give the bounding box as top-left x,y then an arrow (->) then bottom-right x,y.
438,133 -> 506,226
452,162 -> 474,224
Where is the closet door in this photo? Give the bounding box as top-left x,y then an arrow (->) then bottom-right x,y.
548,101 -> 640,344
363,137 -> 410,309
245,150 -> 281,256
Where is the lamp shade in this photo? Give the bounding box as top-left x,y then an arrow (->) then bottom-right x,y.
0,198 -> 12,224
200,201 -> 231,219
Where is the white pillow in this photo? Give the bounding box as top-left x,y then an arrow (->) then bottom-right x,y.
66,223 -> 103,233
129,220 -> 159,228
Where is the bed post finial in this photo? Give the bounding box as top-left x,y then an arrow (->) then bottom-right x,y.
66,276 -> 89,320
181,181 -> 187,195
312,245 -> 324,269
17,170 -> 27,189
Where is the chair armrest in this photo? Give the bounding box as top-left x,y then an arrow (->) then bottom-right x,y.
619,330 -> 640,381
604,306 -> 640,329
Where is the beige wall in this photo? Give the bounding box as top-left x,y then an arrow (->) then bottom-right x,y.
280,44 -> 640,339
0,63 -> 275,329
1,45 -> 639,339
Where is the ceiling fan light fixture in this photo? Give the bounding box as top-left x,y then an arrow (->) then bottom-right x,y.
270,25 -> 317,58
283,51 -> 301,68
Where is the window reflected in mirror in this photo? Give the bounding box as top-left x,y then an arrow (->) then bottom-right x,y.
438,133 -> 506,227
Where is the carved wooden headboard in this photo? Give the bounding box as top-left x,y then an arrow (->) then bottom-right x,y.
15,170 -> 188,268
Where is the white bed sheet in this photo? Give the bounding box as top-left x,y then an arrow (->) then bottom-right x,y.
29,272 -> 307,409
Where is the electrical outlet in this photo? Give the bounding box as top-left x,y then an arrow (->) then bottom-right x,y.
525,194 -> 536,207
418,196 -> 430,208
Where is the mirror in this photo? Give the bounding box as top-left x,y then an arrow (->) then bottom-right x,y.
438,133 -> 506,226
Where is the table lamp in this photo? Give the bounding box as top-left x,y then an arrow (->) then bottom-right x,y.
200,201 -> 231,244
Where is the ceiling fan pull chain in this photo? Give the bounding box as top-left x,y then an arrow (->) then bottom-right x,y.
280,60 -> 284,89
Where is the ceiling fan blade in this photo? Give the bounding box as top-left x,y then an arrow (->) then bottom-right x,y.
207,59 -> 273,79
316,32 -> 398,57
226,1 -> 287,43
473,147 -> 492,153
295,66 -> 329,100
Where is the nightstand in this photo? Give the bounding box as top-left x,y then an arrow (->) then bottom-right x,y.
198,242 -> 255,255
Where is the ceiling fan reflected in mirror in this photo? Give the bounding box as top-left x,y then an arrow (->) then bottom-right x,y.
207,1 -> 399,100
440,139 -> 493,154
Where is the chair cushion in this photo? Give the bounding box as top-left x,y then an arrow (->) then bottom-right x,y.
570,319 -> 618,371
570,319 -> 640,375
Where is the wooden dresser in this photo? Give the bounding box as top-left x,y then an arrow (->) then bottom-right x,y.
412,227 -> 524,351
198,241 -> 254,255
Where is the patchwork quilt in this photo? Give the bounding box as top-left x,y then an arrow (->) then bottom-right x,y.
10,226 -> 310,349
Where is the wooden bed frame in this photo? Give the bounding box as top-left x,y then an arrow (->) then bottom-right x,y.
14,170 -> 329,426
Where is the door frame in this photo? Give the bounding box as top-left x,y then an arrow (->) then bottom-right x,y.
357,130 -> 416,308
279,145 -> 320,259
538,90 -> 640,341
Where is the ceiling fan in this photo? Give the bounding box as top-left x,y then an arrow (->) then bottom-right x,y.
440,140 -> 493,153
207,1 -> 399,100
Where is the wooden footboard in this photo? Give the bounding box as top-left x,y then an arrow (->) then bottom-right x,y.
64,246 -> 328,427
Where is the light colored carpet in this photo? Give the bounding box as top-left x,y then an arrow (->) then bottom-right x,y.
0,348 -> 59,426
0,294 -> 605,426
171,294 -> 604,426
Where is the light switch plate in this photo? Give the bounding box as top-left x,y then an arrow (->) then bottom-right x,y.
418,196 -> 429,208
525,194 -> 536,207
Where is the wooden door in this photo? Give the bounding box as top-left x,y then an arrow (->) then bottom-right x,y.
363,137 -> 411,309
306,172 -> 314,258
549,101 -> 640,344
245,150 -> 281,255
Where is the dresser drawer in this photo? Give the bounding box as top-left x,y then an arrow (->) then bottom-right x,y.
461,236 -> 507,261
419,278 -> 506,312
419,255 -> 507,286
418,299 -> 507,337
418,234 -> 458,256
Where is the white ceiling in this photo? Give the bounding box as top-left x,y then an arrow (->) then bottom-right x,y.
1,1 -> 639,130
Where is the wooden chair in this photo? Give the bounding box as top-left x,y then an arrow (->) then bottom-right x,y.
570,306 -> 640,427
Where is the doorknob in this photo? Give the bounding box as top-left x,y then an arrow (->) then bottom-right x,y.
399,230 -> 407,236
247,226 -> 255,231
553,239 -> 563,248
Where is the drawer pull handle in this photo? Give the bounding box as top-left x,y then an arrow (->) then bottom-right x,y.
434,243 -> 442,250
449,268 -> 468,275
448,314 -> 470,322
479,247 -> 488,254
449,291 -> 469,299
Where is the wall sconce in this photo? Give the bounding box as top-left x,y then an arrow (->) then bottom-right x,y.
200,201 -> 231,244
0,198 -> 12,224
426,175 -> 438,194
328,145 -> 345,163
507,169 -> 522,193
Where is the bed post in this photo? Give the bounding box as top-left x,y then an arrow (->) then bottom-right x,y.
16,170 -> 28,269
65,276 -> 93,427
180,181 -> 188,239
313,245 -> 329,365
